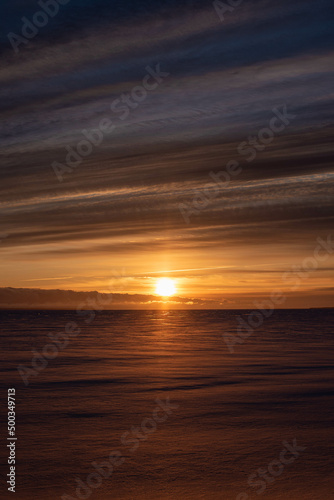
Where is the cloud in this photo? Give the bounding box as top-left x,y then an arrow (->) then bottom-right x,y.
0,287 -> 225,309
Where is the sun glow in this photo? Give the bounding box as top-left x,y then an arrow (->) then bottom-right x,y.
155,278 -> 176,297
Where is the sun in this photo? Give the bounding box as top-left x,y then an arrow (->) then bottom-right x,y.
155,278 -> 176,297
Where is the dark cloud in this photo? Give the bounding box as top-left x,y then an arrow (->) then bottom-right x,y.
0,287 -> 225,309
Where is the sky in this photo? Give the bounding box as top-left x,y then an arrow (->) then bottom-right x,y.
0,0 -> 333,308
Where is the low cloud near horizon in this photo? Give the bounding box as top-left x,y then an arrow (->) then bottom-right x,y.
0,287 -> 333,310
0,287 -> 227,309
